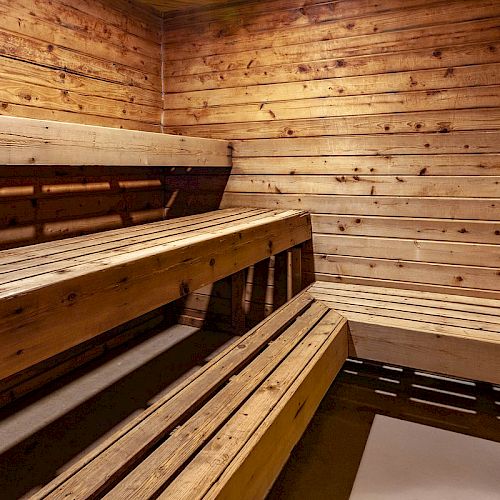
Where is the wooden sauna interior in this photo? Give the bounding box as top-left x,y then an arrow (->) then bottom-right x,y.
0,0 -> 499,498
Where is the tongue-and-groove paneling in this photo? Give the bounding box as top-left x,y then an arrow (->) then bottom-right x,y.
162,0 -> 500,300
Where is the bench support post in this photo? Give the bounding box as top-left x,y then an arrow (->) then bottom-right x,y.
287,245 -> 302,300
231,270 -> 246,335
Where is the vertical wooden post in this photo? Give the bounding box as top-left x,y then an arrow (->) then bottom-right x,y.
231,269 -> 246,335
287,245 -> 302,301
273,251 -> 288,310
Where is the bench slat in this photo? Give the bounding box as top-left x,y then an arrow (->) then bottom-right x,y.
33,291 -> 315,499
0,208 -> 265,269
0,209 -> 277,283
313,294 -> 500,333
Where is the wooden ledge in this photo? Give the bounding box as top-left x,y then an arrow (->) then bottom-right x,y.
0,116 -> 231,166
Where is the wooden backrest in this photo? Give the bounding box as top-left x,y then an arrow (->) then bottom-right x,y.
0,117 -> 232,249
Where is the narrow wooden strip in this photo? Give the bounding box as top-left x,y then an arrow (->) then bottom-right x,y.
311,214 -> 500,245
309,273 -> 500,301
221,193 -> 500,221
233,132 -> 500,157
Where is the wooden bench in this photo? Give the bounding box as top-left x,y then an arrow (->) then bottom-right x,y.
309,281 -> 500,385
32,291 -> 348,500
0,207 -> 311,382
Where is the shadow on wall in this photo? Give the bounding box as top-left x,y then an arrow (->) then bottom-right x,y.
0,166 -> 231,249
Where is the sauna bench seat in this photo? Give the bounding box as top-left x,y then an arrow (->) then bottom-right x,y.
32,291 -> 348,500
0,207 -> 311,382
309,281 -> 500,385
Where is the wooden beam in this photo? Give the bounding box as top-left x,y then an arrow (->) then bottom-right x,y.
0,116 -> 231,166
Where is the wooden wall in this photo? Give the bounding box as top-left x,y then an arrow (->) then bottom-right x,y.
0,0 -> 163,131
163,0 -> 500,301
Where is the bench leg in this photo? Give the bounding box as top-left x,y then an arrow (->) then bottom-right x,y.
273,252 -> 288,310
231,270 -> 246,335
287,245 -> 302,300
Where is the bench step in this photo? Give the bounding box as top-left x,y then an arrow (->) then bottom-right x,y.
310,281 -> 500,384
33,291 -> 348,499
0,207 -> 311,381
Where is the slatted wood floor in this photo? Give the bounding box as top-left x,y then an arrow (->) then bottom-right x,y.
309,282 -> 500,384
0,207 -> 311,381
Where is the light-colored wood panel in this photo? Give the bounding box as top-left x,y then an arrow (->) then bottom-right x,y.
231,155 -> 500,176
167,40 -> 500,92
311,214 -> 500,245
163,107 -> 500,139
0,102 -> 160,132
0,30 -> 160,92
233,132 -> 500,157
165,86 -> 500,126
164,63 -> 500,109
312,234 -> 500,267
0,116 -> 231,166
310,254 -> 500,291
162,0 -> 435,37
165,16 -> 500,75
0,54 -> 161,108
0,0 -> 159,61
163,0 -> 499,55
221,192 -> 500,220
0,76 -> 160,124
226,175 -> 500,198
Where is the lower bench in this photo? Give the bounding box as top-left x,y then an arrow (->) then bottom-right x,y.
309,281 -> 500,385
33,291 -> 348,500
